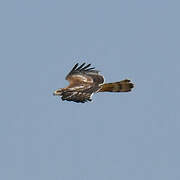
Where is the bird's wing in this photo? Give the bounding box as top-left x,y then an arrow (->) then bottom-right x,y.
65,63 -> 104,87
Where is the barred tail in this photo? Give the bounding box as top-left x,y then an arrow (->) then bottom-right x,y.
99,79 -> 134,92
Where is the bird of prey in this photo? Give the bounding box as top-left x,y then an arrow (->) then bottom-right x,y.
53,63 -> 134,103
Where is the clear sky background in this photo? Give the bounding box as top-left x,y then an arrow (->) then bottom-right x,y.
0,0 -> 180,179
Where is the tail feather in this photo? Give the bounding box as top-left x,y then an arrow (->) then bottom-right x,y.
99,79 -> 134,92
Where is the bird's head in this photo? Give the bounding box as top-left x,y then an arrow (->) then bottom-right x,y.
53,88 -> 63,96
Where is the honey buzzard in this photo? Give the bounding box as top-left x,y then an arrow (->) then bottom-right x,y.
53,63 -> 134,103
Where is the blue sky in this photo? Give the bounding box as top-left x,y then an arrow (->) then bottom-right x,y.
0,0 -> 180,179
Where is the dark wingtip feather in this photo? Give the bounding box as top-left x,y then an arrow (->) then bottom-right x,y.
66,62 -> 99,78
76,63 -> 86,70
70,63 -> 79,73
81,63 -> 91,70
86,67 -> 95,71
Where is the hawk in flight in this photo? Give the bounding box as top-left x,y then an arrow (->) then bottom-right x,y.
53,63 -> 134,103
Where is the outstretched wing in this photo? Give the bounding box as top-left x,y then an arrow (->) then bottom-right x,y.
66,63 -> 104,85
61,63 -> 104,103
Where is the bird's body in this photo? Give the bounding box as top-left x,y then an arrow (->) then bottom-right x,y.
53,63 -> 134,103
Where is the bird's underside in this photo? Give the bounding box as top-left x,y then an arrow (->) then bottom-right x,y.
53,63 -> 134,103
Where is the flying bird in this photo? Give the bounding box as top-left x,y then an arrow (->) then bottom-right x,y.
53,63 -> 134,103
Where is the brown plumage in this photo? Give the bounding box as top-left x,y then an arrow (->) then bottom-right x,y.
53,63 -> 134,103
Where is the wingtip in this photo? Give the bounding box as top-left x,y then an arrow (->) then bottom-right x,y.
76,62 -> 86,70
74,63 -> 79,68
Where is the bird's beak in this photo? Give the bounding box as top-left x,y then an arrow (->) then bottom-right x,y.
53,89 -> 63,96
